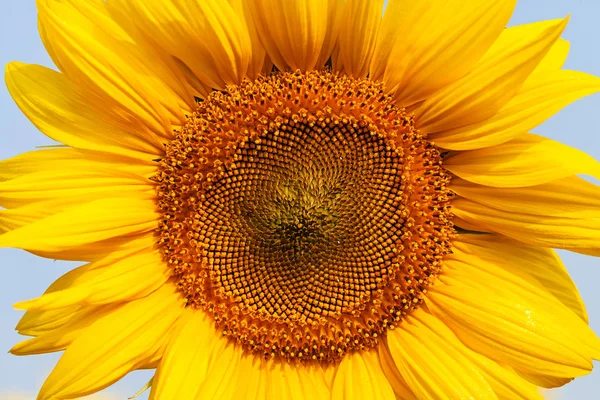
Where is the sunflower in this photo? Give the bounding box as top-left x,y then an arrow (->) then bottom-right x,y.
3,0 -> 600,399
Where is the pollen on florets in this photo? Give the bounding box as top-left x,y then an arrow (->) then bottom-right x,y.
154,70 -> 454,363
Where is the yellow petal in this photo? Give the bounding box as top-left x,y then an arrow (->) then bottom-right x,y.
414,311 -> 542,400
15,251 -> 170,311
428,260 -> 600,378
0,202 -> 51,234
194,333 -> 242,399
445,133 -> 600,187
378,345 -> 418,400
264,360 -> 331,400
371,0 -> 516,105
432,70 -> 600,150
516,371 -> 573,389
535,38 -> 570,72
453,176 -> 600,217
248,0 -> 331,71
39,0 -> 188,135
453,234 -> 587,322
0,156 -> 154,209
485,20 -> 571,76
1,206 -> 153,262
0,197 -> 157,253
228,354 -> 268,400
116,0 -> 251,90
387,310 -> 497,399
5,62 -> 164,159
11,304 -> 116,356
14,238 -> 156,336
0,148 -> 153,182
38,283 -> 184,400
14,263 -> 90,336
331,348 -> 395,400
238,0 -> 271,79
17,305 -> 81,336
335,0 -> 383,78
418,18 -> 568,134
452,177 -> 600,255
453,215 -> 493,233
315,0 -> 345,68
150,309 -> 217,400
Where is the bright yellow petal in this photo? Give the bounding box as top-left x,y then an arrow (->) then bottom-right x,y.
378,345 -> 418,400
192,332 -> 242,399
1,202 -> 154,262
17,305 -> 83,337
238,0 -> 272,79
38,283 -> 184,400
414,311 -> 542,400
0,153 -> 154,209
5,62 -> 165,159
227,353 -> 268,400
0,148 -> 153,182
264,360 -> 331,400
116,0 -> 252,91
536,37 -> 570,72
485,20 -> 571,76
418,18 -> 567,134
452,177 -> 600,256
0,197 -> 157,253
431,70 -> 600,150
331,348 -> 395,400
370,0 -> 516,105
444,133 -> 600,187
11,304 -> 116,356
39,0 -> 188,135
334,0 -> 383,78
453,234 -> 587,322
248,0 -> 331,71
428,259 -> 600,378
387,309 -> 497,399
150,309 -> 216,400
517,371 -> 573,389
315,0 -> 345,68
15,250 -> 170,311
453,176 -> 600,218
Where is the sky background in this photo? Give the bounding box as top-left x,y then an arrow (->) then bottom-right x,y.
1,1 -> 600,399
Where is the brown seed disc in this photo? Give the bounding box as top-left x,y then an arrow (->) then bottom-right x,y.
155,70 -> 454,363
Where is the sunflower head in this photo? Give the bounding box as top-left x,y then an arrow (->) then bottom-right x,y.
2,0 -> 600,399
155,70 -> 454,362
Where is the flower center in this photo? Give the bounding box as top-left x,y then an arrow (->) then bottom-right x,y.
155,71 -> 454,363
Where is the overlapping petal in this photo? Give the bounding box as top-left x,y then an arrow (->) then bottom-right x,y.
5,62 -> 165,159
0,198 -> 157,253
452,176 -> 600,255
428,256 -> 600,378
418,18 -> 568,134
386,310 -> 498,399
445,133 -> 600,187
331,349 -> 395,400
334,0 -> 383,78
38,284 -> 184,400
432,71 -> 600,150
38,0 -> 191,135
453,234 -> 587,322
11,304 -> 116,356
371,0 -> 516,106
115,0 -> 253,94
15,251 -> 170,311
248,0 -> 335,71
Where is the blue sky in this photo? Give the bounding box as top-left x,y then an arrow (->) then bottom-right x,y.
1,1 -> 600,399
